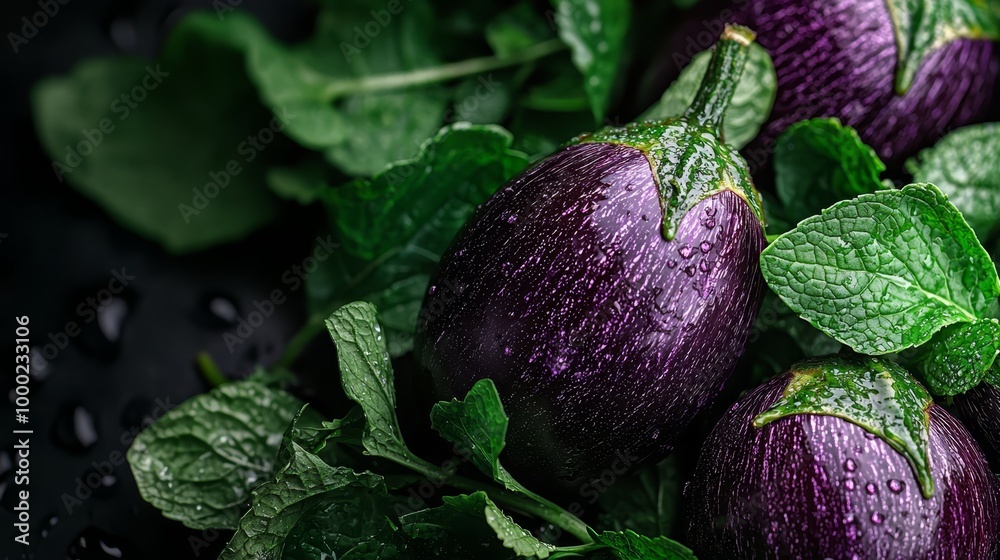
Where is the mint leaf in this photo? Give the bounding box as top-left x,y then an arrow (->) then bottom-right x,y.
400,493 -> 519,559
641,42 -> 776,149
430,379 -> 511,482
483,497 -> 559,558
753,355 -> 936,498
309,124 -> 529,355
592,529 -> 697,560
31,12 -> 283,253
885,0 -> 1000,93
246,2 -> 448,176
219,442 -> 388,559
595,457 -> 679,538
761,183 -> 1000,355
911,318 -> 1000,396
907,123 -> 1000,241
774,118 -> 887,224
126,381 -> 307,530
275,405 -> 364,472
553,0 -> 631,121
430,378 -> 588,539
325,302 -> 444,479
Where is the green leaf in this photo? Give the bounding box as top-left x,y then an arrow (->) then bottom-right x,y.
266,161 -> 330,205
885,0 -> 1000,93
753,290 -> 843,358
486,3 -> 557,58
483,497 -> 559,558
31,12 -> 283,253
126,381 -> 307,530
910,318 -> 1000,396
591,529 -> 697,560
760,183 -> 1000,355
640,42 -> 776,149
774,118 -> 888,224
553,0 -> 631,121
275,405 -> 365,471
753,355 -> 936,498
309,124 -> 529,355
430,379 -> 510,482
219,442 -> 390,560
595,458 -> 679,538
429,379 -> 592,544
907,123 -> 1000,242
245,2 -> 449,176
325,301 -> 444,480
400,493 -> 519,559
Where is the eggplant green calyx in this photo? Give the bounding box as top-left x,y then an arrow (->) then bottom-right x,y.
574,25 -> 763,240
753,355 -> 936,499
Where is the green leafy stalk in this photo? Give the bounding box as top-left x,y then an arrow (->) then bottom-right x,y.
682,24 -> 756,136
320,39 -> 567,101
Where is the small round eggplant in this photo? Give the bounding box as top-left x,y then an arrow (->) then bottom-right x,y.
686,367 -> 1000,559
416,28 -> 766,487
645,0 -> 998,167
953,382 -> 1000,470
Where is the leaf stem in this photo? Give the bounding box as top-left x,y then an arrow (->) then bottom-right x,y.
443,474 -> 594,544
196,351 -> 228,387
321,39 -> 568,101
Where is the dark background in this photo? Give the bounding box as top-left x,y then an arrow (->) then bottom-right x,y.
0,1 -> 336,558
2,1 -> 1000,559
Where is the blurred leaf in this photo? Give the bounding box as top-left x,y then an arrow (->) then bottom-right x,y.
907,123 -> 1000,242
308,124 -> 529,355
246,2 -> 449,176
553,0 -> 631,121
486,3 -> 556,57
595,457 -> 680,538
641,42 -> 775,149
267,160 -> 329,205
774,118 -> 887,225
32,12 -> 283,253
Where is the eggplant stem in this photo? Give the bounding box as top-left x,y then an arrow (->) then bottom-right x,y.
683,24 -> 756,136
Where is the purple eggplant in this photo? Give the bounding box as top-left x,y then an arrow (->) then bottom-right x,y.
686,365 -> 1000,559
415,27 -> 766,487
953,382 -> 1000,471
647,0 -> 998,168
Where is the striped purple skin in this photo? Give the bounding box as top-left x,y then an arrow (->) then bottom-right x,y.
686,373 -> 1000,560
651,0 -> 997,168
953,382 -> 1000,470
415,142 -> 765,486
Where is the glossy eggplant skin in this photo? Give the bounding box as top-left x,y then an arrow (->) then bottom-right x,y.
415,141 -> 765,487
953,382 -> 1000,470
647,0 -> 998,168
686,373 -> 1000,560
